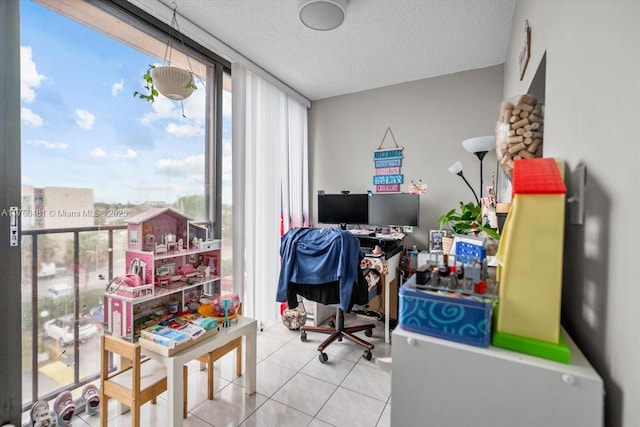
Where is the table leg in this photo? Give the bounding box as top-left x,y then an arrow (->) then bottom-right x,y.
244,327 -> 257,395
167,362 -> 184,426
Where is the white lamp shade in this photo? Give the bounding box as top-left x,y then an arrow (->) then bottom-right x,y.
448,161 -> 463,175
299,0 -> 347,31
462,136 -> 495,154
152,66 -> 195,101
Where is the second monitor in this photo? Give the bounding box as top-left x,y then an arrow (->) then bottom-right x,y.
368,193 -> 420,227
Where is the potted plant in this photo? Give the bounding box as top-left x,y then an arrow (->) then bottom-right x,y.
133,64 -> 197,103
132,5 -> 199,113
437,201 -> 500,241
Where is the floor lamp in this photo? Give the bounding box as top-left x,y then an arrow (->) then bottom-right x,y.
448,161 -> 480,205
462,136 -> 496,199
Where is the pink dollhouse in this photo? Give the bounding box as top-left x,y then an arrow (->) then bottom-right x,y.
125,207 -> 191,254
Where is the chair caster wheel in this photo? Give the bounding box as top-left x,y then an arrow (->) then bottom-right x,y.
329,320 -> 335,328
319,352 -> 328,363
363,350 -> 372,361
301,331 -> 307,342
365,329 -> 373,337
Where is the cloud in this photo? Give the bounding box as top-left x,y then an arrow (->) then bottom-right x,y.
156,154 -> 205,177
139,95 -> 178,125
166,122 -> 204,137
138,83 -> 206,128
26,139 -> 68,150
89,147 -> 107,157
115,149 -> 137,159
21,108 -> 44,127
20,46 -> 46,103
75,109 -> 96,129
111,79 -> 124,96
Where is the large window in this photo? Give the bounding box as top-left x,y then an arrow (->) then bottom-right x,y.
20,0 -> 227,413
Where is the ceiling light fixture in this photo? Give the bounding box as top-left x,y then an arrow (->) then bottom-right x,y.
299,0 -> 348,31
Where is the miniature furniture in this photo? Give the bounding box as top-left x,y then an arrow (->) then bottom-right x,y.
195,304 -> 243,399
196,337 -> 243,399
277,227 -> 375,363
391,326 -> 604,427
99,334 -> 188,427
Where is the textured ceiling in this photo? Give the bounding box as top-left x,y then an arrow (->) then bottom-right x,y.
140,0 -> 516,101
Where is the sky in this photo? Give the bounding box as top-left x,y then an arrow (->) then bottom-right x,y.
19,0 -> 232,205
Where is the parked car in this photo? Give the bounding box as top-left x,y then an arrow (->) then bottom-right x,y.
43,315 -> 99,346
47,284 -> 73,299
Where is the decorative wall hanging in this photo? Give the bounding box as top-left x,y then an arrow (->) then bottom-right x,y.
372,127 -> 404,193
519,20 -> 531,81
409,180 -> 427,195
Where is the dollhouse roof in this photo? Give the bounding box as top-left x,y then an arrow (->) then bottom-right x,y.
124,207 -> 191,224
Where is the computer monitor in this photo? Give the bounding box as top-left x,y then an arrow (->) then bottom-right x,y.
317,194 -> 369,225
368,193 -> 420,227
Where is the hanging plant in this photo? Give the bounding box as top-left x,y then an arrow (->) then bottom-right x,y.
132,3 -> 201,116
133,65 -> 159,102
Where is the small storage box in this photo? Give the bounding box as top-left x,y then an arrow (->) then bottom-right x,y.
399,285 -> 494,347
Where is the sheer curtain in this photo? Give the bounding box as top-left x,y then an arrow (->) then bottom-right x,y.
232,63 -> 309,328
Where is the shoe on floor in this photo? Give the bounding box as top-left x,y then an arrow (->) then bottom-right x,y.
82,383 -> 100,416
53,390 -> 75,426
30,400 -> 53,427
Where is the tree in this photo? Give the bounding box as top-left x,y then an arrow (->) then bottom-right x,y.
175,194 -> 205,221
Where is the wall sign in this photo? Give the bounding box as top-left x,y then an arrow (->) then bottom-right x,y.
373,127 -> 404,193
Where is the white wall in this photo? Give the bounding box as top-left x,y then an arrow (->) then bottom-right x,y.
309,65 -> 504,249
504,1 -> 640,426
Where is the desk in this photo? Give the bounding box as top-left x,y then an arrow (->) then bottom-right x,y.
141,315 -> 257,426
361,252 -> 400,344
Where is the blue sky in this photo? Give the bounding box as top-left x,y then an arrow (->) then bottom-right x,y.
20,1 -> 232,205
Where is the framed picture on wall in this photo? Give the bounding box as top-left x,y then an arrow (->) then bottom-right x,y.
429,230 -> 445,253
519,20 -> 531,81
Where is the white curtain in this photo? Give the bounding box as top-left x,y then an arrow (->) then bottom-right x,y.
232,63 -> 309,328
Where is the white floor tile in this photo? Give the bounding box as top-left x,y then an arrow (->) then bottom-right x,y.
308,419 -> 336,427
264,340 -> 319,371
237,358 -> 298,398
191,383 -> 267,427
256,333 -> 290,362
271,372 -> 337,417
341,363 -> 391,403
315,386 -> 386,427
239,399 -> 313,427
300,354 -> 357,385
376,403 -> 391,427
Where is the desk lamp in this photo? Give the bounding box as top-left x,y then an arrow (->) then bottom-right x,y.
448,161 -> 480,205
462,136 -> 496,199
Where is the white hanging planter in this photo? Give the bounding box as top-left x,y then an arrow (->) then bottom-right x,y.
152,66 -> 195,101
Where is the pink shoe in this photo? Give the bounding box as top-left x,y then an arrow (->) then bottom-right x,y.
53,390 -> 75,425
82,384 -> 100,416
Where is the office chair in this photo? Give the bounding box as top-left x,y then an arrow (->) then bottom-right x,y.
300,302 -> 374,363
277,227 -> 375,363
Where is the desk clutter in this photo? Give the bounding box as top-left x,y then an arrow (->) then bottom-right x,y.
399,239 -> 498,348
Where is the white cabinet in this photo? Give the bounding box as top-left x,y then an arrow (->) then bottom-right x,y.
391,326 -> 604,427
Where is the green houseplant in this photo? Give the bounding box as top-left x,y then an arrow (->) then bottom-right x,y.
438,201 -> 500,241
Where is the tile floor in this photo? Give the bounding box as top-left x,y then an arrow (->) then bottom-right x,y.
73,314 -> 392,427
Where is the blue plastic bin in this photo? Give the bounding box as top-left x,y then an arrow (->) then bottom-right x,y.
399,284 -> 493,348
